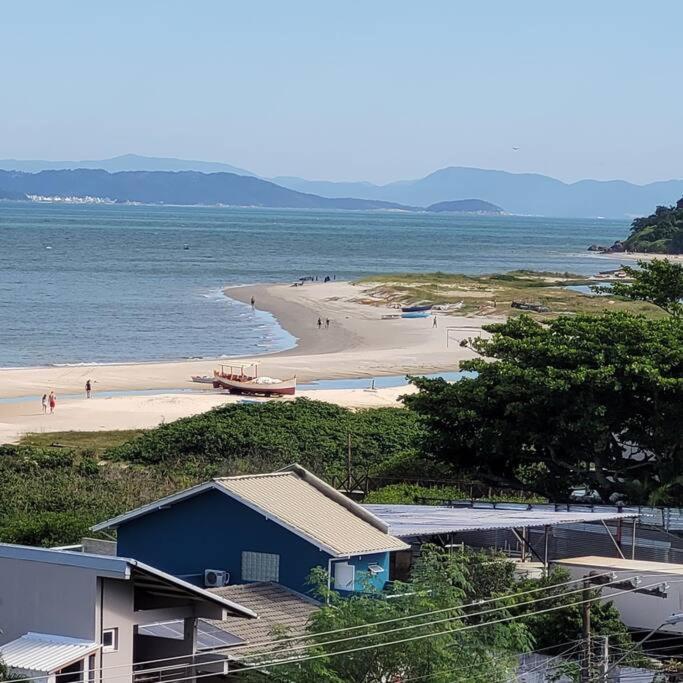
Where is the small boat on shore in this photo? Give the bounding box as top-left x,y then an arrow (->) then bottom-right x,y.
401,304 -> 433,313
212,362 -> 296,396
191,375 -> 215,384
401,311 -> 432,319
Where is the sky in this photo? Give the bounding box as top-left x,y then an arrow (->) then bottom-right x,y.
1,1 -> 682,184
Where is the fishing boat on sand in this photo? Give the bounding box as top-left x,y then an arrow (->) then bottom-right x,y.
401,303 -> 433,313
212,362 -> 296,396
401,311 -> 432,319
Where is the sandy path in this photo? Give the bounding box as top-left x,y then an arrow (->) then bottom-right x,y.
0,281 -> 490,443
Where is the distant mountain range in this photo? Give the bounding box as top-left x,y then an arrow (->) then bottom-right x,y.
0,154 -> 254,177
1,155 -> 682,217
274,168 -> 683,219
0,169 -> 407,211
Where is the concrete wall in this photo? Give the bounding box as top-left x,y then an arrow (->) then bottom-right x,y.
555,561 -> 683,634
116,488 -> 336,595
0,557 -> 98,644
99,578 -> 137,683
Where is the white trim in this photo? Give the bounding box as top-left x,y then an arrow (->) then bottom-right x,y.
0,543 -> 130,578
130,562 -> 257,618
101,628 -> 118,653
90,481 -> 220,532
280,464 -> 391,533
91,466 -> 408,557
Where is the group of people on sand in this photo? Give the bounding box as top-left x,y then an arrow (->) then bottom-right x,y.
40,379 -> 92,414
41,391 -> 57,414
317,317 -> 330,329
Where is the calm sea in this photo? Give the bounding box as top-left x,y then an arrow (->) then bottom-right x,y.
0,202 -> 628,367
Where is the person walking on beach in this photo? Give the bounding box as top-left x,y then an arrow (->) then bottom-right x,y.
41,393 -> 47,414
432,316 -> 438,328
317,317 -> 322,329
48,391 -> 56,414
325,318 -> 330,328
250,296 -> 255,309
85,379 -> 92,399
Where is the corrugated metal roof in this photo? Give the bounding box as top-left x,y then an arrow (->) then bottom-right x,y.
207,582 -> 319,659
555,556 -> 683,575
363,504 -> 638,538
214,472 -> 408,557
0,633 -> 99,674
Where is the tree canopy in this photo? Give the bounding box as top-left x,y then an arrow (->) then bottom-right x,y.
623,199 -> 683,254
594,258 -> 683,316
405,312 -> 683,504
241,547 -> 634,682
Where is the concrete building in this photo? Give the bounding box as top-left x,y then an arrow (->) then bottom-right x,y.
0,543 -> 256,682
555,556 -> 683,634
92,465 -> 409,595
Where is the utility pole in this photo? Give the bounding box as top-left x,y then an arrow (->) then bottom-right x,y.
599,635 -> 609,682
346,432 -> 352,492
581,578 -> 592,683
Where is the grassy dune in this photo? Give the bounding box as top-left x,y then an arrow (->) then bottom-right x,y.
356,270 -> 663,318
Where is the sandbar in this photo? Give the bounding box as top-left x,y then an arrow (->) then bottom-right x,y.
0,281 -> 493,442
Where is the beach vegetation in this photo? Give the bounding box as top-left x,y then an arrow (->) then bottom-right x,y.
363,482 -> 546,505
355,270 -> 663,318
3,400 -> 427,546
593,258 -> 683,316
623,199 -> 683,254
106,398 -> 424,476
405,311 -> 683,504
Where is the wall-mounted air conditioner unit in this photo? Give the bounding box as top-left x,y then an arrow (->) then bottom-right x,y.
204,569 -> 229,588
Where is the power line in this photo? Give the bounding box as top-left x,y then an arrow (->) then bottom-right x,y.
9,573 -> 680,683
232,577 -> 683,676
6,573 -> 619,683
233,574 -> 637,664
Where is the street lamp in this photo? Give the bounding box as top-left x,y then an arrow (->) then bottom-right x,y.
601,612 -> 683,680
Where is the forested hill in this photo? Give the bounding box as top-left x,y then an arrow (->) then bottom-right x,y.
426,199 -> 504,213
624,197 -> 683,254
0,169 -> 410,210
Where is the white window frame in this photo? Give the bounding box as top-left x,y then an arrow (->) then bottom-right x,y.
241,551 -> 280,582
102,627 -> 118,653
333,561 -> 356,591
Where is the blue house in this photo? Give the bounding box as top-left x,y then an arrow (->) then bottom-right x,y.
92,465 -> 409,596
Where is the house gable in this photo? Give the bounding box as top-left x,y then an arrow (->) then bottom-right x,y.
116,488 -> 335,595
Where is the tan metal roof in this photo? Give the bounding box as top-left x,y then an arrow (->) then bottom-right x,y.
555,556 -> 683,575
207,582 -> 319,654
215,470 -> 409,557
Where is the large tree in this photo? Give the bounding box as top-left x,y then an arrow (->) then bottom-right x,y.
594,258 -> 683,316
405,312 -> 683,503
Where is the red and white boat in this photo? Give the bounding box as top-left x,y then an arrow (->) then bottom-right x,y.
212,362 -> 296,396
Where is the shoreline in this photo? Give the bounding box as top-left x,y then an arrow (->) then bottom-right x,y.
0,280 -> 488,442
595,251 -> 683,263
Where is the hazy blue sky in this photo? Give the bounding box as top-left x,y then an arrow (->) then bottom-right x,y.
2,1 -> 682,183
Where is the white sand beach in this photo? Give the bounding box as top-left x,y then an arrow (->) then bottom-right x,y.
598,252 -> 683,263
0,281 -> 495,443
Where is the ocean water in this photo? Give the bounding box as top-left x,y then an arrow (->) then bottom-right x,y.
0,202 -> 628,367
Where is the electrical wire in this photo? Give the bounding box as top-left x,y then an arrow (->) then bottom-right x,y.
10,569 -> 620,683
9,573 -> 679,683
229,573 -> 637,663
231,577 -> 683,676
